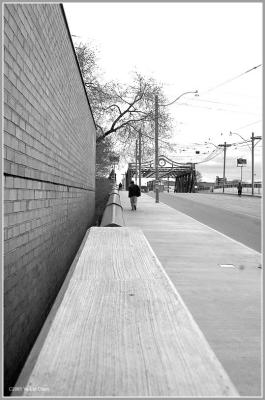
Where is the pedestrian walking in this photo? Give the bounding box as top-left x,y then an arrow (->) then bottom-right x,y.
118,182 -> 122,191
128,180 -> 141,210
237,181 -> 242,196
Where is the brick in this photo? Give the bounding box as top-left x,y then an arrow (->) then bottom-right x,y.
4,202 -> 14,214
18,141 -> 26,153
6,147 -> 15,162
4,103 -> 12,120
14,177 -> 25,188
13,201 -> 21,212
15,125 -> 23,140
10,163 -> 19,176
19,118 -> 26,130
14,151 -> 26,165
18,165 -> 26,176
5,176 -> 14,188
5,189 -> 17,201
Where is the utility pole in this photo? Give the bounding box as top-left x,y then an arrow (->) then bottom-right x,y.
218,142 -> 232,193
251,132 -> 261,195
139,129 -> 142,189
135,139 -> 138,185
230,130 -> 262,196
251,133 -> 254,195
155,95 -> 159,203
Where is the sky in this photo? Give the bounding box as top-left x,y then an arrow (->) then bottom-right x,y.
64,2 -> 262,183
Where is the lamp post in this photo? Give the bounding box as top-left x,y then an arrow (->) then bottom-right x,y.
154,90 -> 199,203
240,164 -> 243,182
139,129 -> 142,190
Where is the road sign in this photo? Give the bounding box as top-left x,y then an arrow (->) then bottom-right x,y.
237,158 -> 247,165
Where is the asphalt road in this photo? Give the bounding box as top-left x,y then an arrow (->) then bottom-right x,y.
147,192 -> 261,252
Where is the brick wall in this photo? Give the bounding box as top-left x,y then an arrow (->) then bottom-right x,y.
3,4 -> 96,392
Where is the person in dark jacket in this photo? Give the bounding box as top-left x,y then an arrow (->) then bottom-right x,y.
237,181 -> 242,196
118,182 -> 122,191
128,180 -> 140,210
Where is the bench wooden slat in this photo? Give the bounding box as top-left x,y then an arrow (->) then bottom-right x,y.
14,227 -> 238,397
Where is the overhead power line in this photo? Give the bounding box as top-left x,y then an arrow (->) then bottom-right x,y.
175,101 -> 260,116
233,120 -> 262,131
196,149 -> 223,164
203,64 -> 262,94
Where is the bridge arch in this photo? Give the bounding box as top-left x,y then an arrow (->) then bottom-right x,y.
126,155 -> 197,192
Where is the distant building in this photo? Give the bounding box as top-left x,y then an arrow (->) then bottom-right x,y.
197,181 -> 214,191
229,179 -> 240,184
161,179 -> 175,187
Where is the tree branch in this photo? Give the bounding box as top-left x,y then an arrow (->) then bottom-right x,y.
103,104 -> 122,114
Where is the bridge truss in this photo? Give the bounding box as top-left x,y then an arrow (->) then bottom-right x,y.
126,155 -> 197,192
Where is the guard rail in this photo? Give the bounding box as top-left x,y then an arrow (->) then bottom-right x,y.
100,185 -> 125,227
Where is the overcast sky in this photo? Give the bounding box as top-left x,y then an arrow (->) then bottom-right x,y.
64,2 -> 262,183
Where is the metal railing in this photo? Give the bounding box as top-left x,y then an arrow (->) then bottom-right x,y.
198,183 -> 262,195
100,185 -> 125,227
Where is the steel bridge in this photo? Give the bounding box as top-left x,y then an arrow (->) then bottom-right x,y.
125,155 -> 197,192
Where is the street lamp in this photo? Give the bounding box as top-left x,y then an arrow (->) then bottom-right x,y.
230,131 -> 262,195
229,131 -> 251,149
204,141 -> 219,149
154,90 -> 199,203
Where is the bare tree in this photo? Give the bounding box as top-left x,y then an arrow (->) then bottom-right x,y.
196,170 -> 202,182
75,42 -> 172,152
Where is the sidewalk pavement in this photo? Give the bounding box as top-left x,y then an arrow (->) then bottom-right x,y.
119,190 -> 262,397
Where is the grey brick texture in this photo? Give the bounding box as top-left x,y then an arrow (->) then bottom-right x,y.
3,4 -> 96,392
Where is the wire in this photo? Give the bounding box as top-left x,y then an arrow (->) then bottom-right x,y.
196,149 -> 223,164
233,120 -> 262,131
174,146 -> 223,165
202,64 -> 262,94
174,101 -> 260,116
189,97 -> 238,107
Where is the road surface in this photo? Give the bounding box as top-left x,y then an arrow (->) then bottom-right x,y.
147,192 -> 261,252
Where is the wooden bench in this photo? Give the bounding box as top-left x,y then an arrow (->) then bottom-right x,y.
13,227 -> 238,397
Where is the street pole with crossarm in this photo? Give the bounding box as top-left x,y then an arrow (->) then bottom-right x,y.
251,132 -> 262,195
230,131 -> 261,196
218,142 -> 232,193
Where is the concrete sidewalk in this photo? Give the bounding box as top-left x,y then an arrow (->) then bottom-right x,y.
119,191 -> 262,397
